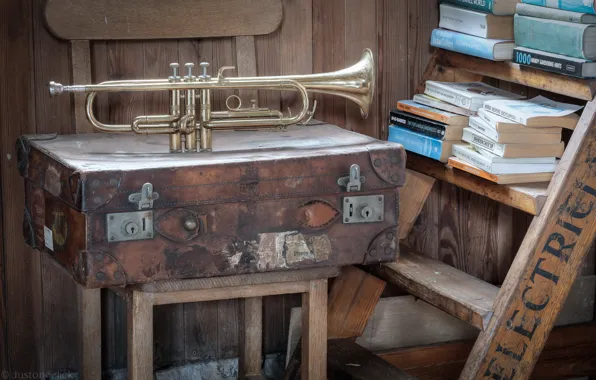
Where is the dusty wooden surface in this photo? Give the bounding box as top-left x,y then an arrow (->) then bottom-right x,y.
379,323 -> 596,380
45,0 -> 282,40
461,98 -> 596,379
374,248 -> 499,331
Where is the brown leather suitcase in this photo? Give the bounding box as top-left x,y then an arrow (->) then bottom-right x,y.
18,124 -> 406,288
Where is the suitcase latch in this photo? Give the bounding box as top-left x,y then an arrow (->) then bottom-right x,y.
128,183 -> 159,210
337,164 -> 366,192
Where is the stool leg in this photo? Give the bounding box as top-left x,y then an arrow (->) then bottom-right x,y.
239,296 -> 263,379
127,290 -> 154,380
301,279 -> 327,380
79,287 -> 101,380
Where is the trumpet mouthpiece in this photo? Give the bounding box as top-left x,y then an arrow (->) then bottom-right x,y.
49,81 -> 64,96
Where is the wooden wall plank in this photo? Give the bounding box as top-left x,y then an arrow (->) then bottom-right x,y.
312,0 -> 345,127
2,0 -> 43,374
345,0 -> 378,138
70,40 -> 94,133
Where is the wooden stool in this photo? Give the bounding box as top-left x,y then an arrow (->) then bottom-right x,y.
113,267 -> 339,380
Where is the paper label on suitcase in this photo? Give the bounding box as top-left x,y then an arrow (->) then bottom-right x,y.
44,226 -> 54,251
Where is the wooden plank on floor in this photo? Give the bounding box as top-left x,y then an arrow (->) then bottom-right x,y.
398,170 -> 436,241
328,339 -> 416,380
372,247 -> 499,330
378,323 -> 596,380
460,91 -> 596,380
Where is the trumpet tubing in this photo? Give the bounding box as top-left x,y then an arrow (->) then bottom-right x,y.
48,49 -> 375,152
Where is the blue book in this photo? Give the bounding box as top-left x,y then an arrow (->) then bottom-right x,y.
521,0 -> 596,14
514,14 -> 596,60
441,0 -> 520,15
388,125 -> 454,162
431,29 -> 514,61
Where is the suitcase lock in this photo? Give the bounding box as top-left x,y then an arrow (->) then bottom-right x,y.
106,183 -> 158,242
338,164 -> 384,224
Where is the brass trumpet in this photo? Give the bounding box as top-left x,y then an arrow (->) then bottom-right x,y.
49,49 -> 375,153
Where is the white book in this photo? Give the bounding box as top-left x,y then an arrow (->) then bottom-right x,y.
439,4 -> 514,39
412,94 -> 476,116
483,96 -> 583,129
477,108 -> 562,134
475,147 -> 556,164
452,144 -> 558,174
425,81 -> 525,112
462,127 -> 565,158
468,116 -> 562,144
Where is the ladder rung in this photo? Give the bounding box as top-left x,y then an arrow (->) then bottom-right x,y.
437,50 -> 596,101
373,247 -> 499,331
406,153 -> 548,215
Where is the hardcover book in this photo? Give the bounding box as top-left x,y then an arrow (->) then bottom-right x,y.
439,3 -> 514,39
396,100 -> 469,125
514,14 -> 596,60
452,144 -> 558,174
468,116 -> 562,143
478,108 -> 561,134
413,94 -> 476,116
516,3 -> 596,23
424,81 -> 525,111
448,156 -> 554,183
389,110 -> 464,140
431,28 -> 515,61
442,0 -> 520,15
462,127 -> 565,157
513,46 -> 596,78
388,125 -> 455,162
521,0 -> 596,15
483,95 -> 582,129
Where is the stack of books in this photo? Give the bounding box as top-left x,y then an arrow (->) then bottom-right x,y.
388,81 -> 523,163
450,96 -> 583,184
513,1 -> 596,77
431,0 -> 518,61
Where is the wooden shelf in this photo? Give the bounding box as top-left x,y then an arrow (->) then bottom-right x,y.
372,247 -> 499,331
435,50 -> 596,101
406,154 -> 549,215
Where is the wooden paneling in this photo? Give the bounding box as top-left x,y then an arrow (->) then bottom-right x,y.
8,0 -> 590,376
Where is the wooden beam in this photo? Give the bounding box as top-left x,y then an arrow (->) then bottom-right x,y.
70,40 -> 93,133
78,287 -> 101,380
302,279 -> 328,380
328,266 -> 386,339
127,290 -> 154,380
328,339 -> 416,380
460,97 -> 596,378
398,170 -> 436,241
238,297 -> 263,379
379,323 -> 596,380
372,248 -> 499,331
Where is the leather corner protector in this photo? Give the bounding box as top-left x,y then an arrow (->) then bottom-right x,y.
297,200 -> 340,229
74,250 -> 127,287
364,227 -> 398,264
156,208 -> 204,242
81,171 -> 123,211
368,147 -> 407,187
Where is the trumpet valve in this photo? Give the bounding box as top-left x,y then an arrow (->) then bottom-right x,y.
168,63 -> 181,83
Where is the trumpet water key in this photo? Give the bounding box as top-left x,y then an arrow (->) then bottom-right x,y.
49,49 -> 375,153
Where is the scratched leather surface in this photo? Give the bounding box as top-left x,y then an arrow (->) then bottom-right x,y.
20,124 -> 407,288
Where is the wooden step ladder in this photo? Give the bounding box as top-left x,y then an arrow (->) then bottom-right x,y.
378,50 -> 596,380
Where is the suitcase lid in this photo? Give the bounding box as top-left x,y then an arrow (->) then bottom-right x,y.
18,124 -> 406,212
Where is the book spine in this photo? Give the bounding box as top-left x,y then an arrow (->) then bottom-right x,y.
521,0 -> 596,15
448,158 -> 499,182
441,0 -> 495,13
388,125 -> 445,161
514,14 -> 590,59
469,116 -> 499,140
463,129 -> 506,155
439,4 -> 489,38
516,3 -> 585,23
512,48 -> 585,77
483,103 -> 525,124
389,111 -> 447,140
425,78 -> 473,109
430,29 -> 499,61
397,102 -> 450,123
453,146 -> 493,172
